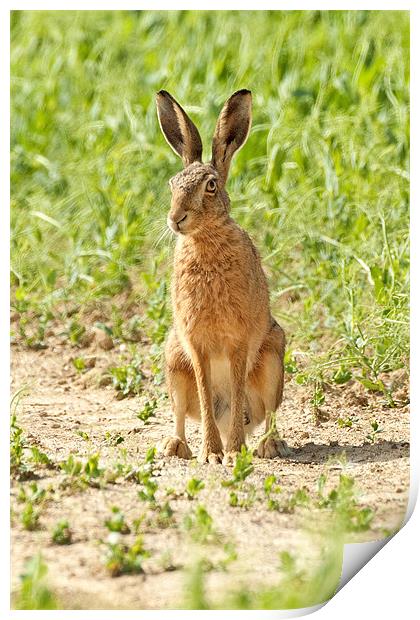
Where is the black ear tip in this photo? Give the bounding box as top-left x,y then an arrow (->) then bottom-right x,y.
234,89 -> 251,97
156,89 -> 171,99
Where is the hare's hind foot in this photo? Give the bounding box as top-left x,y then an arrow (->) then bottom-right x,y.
159,436 -> 192,459
255,435 -> 291,459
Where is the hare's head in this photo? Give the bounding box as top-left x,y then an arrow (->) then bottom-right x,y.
156,89 -> 252,235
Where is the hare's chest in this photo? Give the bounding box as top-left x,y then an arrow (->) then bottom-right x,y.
173,265 -> 245,340
175,266 -> 234,313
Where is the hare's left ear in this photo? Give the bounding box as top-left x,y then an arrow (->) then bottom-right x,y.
156,90 -> 203,167
211,89 -> 252,185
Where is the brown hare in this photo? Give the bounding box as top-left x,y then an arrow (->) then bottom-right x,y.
156,89 -> 288,466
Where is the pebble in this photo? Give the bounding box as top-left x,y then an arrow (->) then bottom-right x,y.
98,375 -> 112,387
94,328 -> 114,351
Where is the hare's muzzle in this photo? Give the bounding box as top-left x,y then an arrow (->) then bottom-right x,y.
167,211 -> 188,234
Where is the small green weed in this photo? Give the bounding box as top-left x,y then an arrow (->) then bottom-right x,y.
222,446 -> 254,487
59,453 -> 105,488
103,431 -> 124,446
21,502 -> 41,531
17,482 -> 47,505
84,454 -> 104,484
283,487 -> 311,514
15,307 -> 50,350
29,446 -> 52,467
18,482 -> 49,531
10,389 -> 32,478
194,542 -> 239,574
133,448 -> 175,527
222,447 -> 256,508
366,420 -> 383,444
284,349 -> 299,374
109,355 -> 144,398
72,357 -> 86,372
332,367 -> 352,385
144,279 -> 171,346
337,416 -> 358,429
228,488 -> 257,509
102,533 -> 150,577
105,506 -> 131,534
183,505 -> 220,544
264,475 -> 282,511
186,478 -> 205,500
51,520 -> 72,545
317,474 -> 374,532
66,320 -> 86,346
310,382 -> 325,410
153,501 -> 175,529
137,399 -> 158,424
59,454 -> 83,477
10,414 -> 26,477
137,448 -> 159,505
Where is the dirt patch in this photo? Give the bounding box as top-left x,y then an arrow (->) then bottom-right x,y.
10,340 -> 410,609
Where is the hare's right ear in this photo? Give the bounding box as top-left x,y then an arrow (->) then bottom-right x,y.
156,90 -> 203,167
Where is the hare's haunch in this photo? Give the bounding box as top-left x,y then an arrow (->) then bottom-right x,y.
156,89 -> 287,465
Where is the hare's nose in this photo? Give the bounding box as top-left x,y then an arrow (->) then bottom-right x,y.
168,212 -> 188,233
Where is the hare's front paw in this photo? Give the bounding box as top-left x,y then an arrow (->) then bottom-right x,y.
198,441 -> 224,464
198,428 -> 224,464
159,436 -> 192,459
256,436 -> 291,459
222,451 -> 241,467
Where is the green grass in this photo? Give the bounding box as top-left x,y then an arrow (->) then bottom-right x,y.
13,555 -> 59,610
183,539 -> 343,610
11,10 -> 409,397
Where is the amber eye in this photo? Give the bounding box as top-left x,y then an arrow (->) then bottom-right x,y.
205,178 -> 217,193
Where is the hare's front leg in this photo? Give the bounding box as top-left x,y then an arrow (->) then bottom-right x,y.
160,368 -> 193,459
189,347 -> 224,464
223,348 -> 248,467
159,329 -> 194,459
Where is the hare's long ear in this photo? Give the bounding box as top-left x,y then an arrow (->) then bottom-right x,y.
156,90 -> 203,167
211,89 -> 252,185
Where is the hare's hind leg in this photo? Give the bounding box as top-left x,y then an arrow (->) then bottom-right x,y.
159,329 -> 197,459
249,321 -> 291,459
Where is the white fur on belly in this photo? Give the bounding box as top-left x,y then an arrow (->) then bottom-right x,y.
210,356 -> 231,400
210,356 -> 230,439
210,356 -> 260,440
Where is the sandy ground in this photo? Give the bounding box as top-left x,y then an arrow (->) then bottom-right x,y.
10,336 -> 410,610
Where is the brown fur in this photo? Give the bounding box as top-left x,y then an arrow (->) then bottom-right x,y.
156,90 -> 287,465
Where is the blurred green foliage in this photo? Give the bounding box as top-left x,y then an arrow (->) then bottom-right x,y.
11,10 -> 409,391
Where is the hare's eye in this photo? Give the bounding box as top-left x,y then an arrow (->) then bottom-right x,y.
205,179 -> 217,193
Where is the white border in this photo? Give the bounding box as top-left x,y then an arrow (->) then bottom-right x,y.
3,2 -> 417,619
